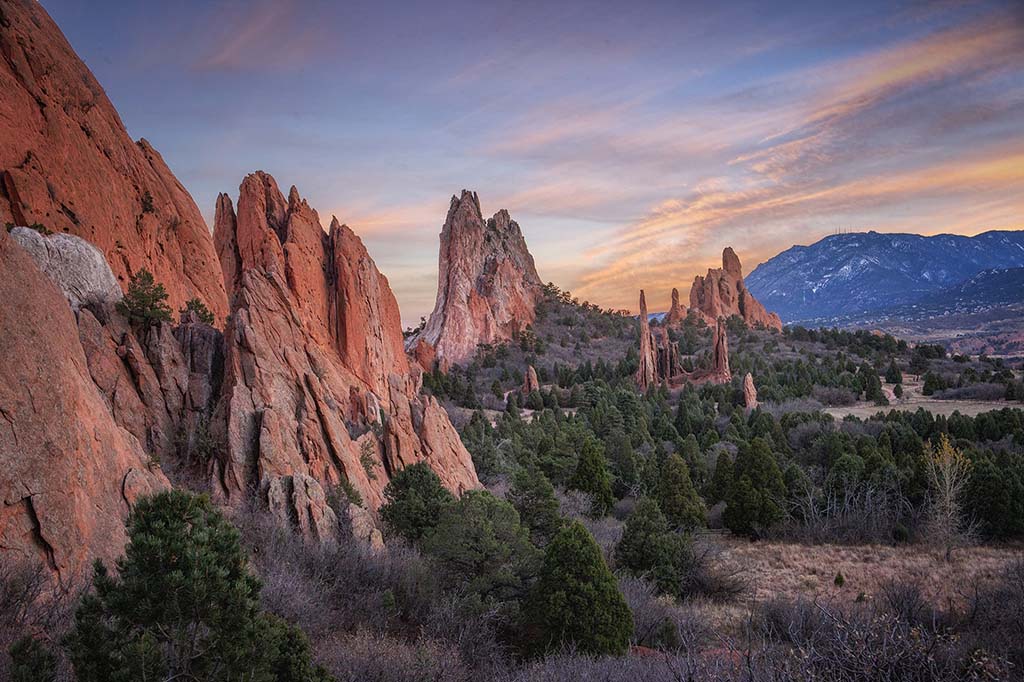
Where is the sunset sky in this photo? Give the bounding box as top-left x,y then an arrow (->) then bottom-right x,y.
44,0 -> 1024,327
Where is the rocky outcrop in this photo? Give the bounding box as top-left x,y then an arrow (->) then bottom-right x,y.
689,248 -> 782,331
636,291 -> 658,390
743,372 -> 758,411
410,191 -> 542,366
8,227 -> 122,311
522,366 -> 541,395
664,287 -> 686,327
0,227 -> 169,581
213,173 -> 479,540
0,0 -> 228,321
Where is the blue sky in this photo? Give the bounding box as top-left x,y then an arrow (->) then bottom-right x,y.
43,0 -> 1024,327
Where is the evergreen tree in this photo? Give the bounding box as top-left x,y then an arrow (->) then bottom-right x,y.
706,450 -> 733,504
723,438 -> 785,537
523,522 -> 633,656
885,359 -> 903,384
423,490 -> 541,603
568,438 -> 614,516
9,636 -> 56,682
379,462 -> 455,542
614,498 -> 692,597
656,454 -> 706,529
116,268 -> 173,328
508,465 -> 563,546
64,490 -> 329,682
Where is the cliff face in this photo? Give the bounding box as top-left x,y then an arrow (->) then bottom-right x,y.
213,173 -> 479,537
411,191 -> 542,367
0,227 -> 170,582
689,248 -> 782,331
0,0 -> 228,321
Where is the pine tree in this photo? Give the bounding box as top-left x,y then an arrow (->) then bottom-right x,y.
656,454 -> 706,529
64,490 -> 329,682
9,636 -> 56,682
116,268 -> 172,328
508,465 -> 563,546
615,497 -> 692,597
885,359 -> 903,384
523,522 -> 633,656
379,462 -> 455,542
723,438 -> 785,537
706,450 -> 733,504
568,438 -> 614,516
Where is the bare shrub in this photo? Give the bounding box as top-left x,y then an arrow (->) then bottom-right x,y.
762,397 -> 826,417
618,576 -> 710,652
777,482 -> 912,545
681,537 -> 747,601
933,384 -> 1007,401
960,558 -> 1024,670
0,561 -> 76,681
812,385 -> 857,406
318,630 -> 471,682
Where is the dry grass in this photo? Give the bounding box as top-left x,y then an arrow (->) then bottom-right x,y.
698,539 -> 1022,634
719,539 -> 1020,603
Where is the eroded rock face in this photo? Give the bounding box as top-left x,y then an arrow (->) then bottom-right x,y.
0,0 -> 228,321
689,248 -> 782,331
9,227 -> 122,311
410,191 -> 542,366
635,289 -> 729,389
636,290 -> 658,390
213,173 -> 479,540
0,228 -> 169,581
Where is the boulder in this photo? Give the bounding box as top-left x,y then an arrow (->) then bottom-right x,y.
522,365 -> 541,395
8,227 -> 122,311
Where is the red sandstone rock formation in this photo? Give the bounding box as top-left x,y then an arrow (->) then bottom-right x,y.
0,227 -> 169,581
410,191 -> 542,366
664,287 -> 687,327
743,372 -> 758,411
213,173 -> 479,539
0,0 -> 228,321
689,248 -> 782,331
522,366 -> 541,395
636,291 -> 659,390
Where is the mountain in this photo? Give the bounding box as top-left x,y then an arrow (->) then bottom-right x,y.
745,230 -> 1024,323
407,190 -> 542,368
0,0 -> 228,320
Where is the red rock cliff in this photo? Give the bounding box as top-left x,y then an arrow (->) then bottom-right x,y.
0,227 -> 169,582
0,0 -> 228,321
410,190 -> 542,367
689,248 -> 782,331
213,173 -> 479,539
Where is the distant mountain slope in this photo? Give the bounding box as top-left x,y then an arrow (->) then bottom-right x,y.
745,230 -> 1024,322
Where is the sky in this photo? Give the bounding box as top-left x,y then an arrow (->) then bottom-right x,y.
43,0 -> 1024,328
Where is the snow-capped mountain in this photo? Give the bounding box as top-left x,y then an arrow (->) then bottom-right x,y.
745,230 -> 1024,323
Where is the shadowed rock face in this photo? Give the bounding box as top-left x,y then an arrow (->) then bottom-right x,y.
0,227 -> 169,582
411,190 -> 542,367
213,173 -> 479,537
689,248 -> 782,331
0,0 -> 228,321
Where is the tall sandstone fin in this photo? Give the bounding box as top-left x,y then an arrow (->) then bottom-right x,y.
0,0 -> 228,321
411,190 -> 542,367
213,173 -> 479,538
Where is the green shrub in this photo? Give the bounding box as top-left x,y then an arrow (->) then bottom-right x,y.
379,462 -> 455,542
116,268 -> 172,328
568,439 -> 614,517
182,297 -> 215,324
523,521 -> 633,656
64,490 -> 330,681
422,490 -> 541,603
656,454 -> 706,529
508,465 -> 563,546
615,497 -> 692,597
9,636 -> 56,682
